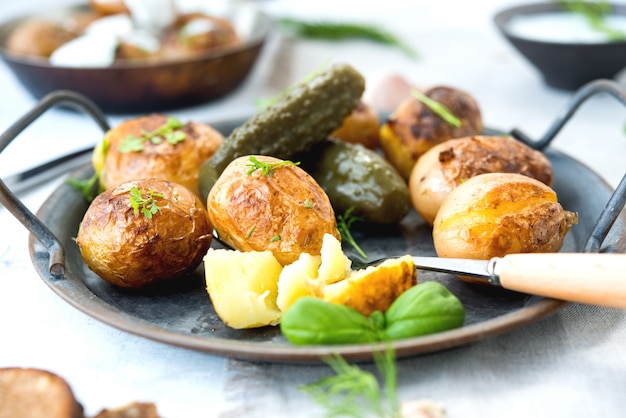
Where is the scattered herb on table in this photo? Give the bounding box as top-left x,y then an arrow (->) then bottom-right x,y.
337,207 -> 367,259
278,17 -> 418,59
245,156 -> 300,176
118,117 -> 186,153
129,187 -> 164,219
555,0 -> 626,41
411,89 -> 461,128
300,347 -> 401,418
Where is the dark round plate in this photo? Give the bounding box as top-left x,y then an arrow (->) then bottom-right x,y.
27,119 -> 626,363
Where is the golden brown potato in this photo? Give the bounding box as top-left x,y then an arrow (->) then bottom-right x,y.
76,178 -> 212,288
330,101 -> 380,149
409,135 -> 554,225
93,113 -> 223,198
208,155 -> 340,265
89,0 -> 130,16
432,173 -> 578,260
5,19 -> 78,58
159,13 -> 239,60
379,86 -> 483,179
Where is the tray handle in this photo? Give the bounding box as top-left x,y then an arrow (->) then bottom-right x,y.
0,90 -> 110,278
509,78 -> 626,253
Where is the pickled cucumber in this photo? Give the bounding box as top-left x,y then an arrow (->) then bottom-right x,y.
199,63 -> 365,200
301,138 -> 411,224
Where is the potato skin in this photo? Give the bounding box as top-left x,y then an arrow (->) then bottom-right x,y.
76,178 -> 212,288
94,114 -> 223,198
330,101 -> 380,149
410,135 -> 554,225
432,173 -> 577,260
379,86 -> 483,179
208,155 -> 340,265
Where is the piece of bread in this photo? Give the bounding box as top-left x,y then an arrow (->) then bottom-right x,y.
0,367 -> 84,418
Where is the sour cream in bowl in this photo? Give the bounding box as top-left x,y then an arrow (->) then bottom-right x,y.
494,2 -> 626,90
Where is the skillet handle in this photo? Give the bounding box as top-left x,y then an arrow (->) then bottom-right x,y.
494,253 -> 626,310
0,90 -> 109,278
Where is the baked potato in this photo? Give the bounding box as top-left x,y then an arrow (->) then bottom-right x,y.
379,86 -> 483,179
5,19 -> 82,58
330,101 -> 380,149
432,173 -> 578,260
204,248 -> 283,329
76,178 -> 212,288
159,13 -> 239,61
93,113 -> 223,198
277,234 -> 416,316
208,155 -> 340,265
409,135 -> 554,225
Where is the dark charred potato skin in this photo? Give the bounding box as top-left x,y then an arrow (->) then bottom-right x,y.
76,179 -> 212,288
380,85 -> 483,179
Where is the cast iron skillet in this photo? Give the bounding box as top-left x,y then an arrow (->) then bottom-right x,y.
0,81 -> 625,363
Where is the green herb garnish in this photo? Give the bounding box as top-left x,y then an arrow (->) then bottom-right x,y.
118,117 -> 186,153
411,89 -> 462,128
556,0 -> 626,41
246,156 -> 301,176
256,59 -> 330,109
66,172 -> 100,202
129,187 -> 164,219
269,235 -> 281,242
278,17 -> 417,59
304,198 -> 313,209
337,207 -> 367,259
300,348 -> 400,418
246,225 -> 256,239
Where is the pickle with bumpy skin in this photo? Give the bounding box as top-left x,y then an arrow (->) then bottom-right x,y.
199,63 -> 365,201
302,138 -> 411,224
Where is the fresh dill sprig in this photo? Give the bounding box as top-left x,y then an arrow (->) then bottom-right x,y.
300,348 -> 400,418
337,207 -> 367,259
66,172 -> 100,202
129,187 -> 164,219
256,59 -> 331,110
556,0 -> 626,41
246,156 -> 300,176
118,117 -> 186,153
278,17 -> 418,59
411,89 -> 461,128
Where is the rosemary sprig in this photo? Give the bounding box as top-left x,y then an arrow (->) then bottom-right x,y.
246,156 -> 300,176
300,348 -> 400,418
337,207 -> 367,259
129,187 -> 164,219
118,117 -> 186,153
411,89 -> 461,128
278,18 -> 418,59
255,59 -> 330,109
556,0 -> 626,41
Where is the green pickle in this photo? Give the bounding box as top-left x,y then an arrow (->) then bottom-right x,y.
199,63 -> 366,201
302,138 -> 411,224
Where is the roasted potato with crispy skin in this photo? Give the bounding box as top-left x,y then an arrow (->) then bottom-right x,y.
93,113 -> 223,198
433,173 -> 578,260
208,155 -> 340,265
76,178 -> 212,288
330,101 -> 380,149
410,135 -> 554,225
379,86 -> 483,179
5,19 -> 79,58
